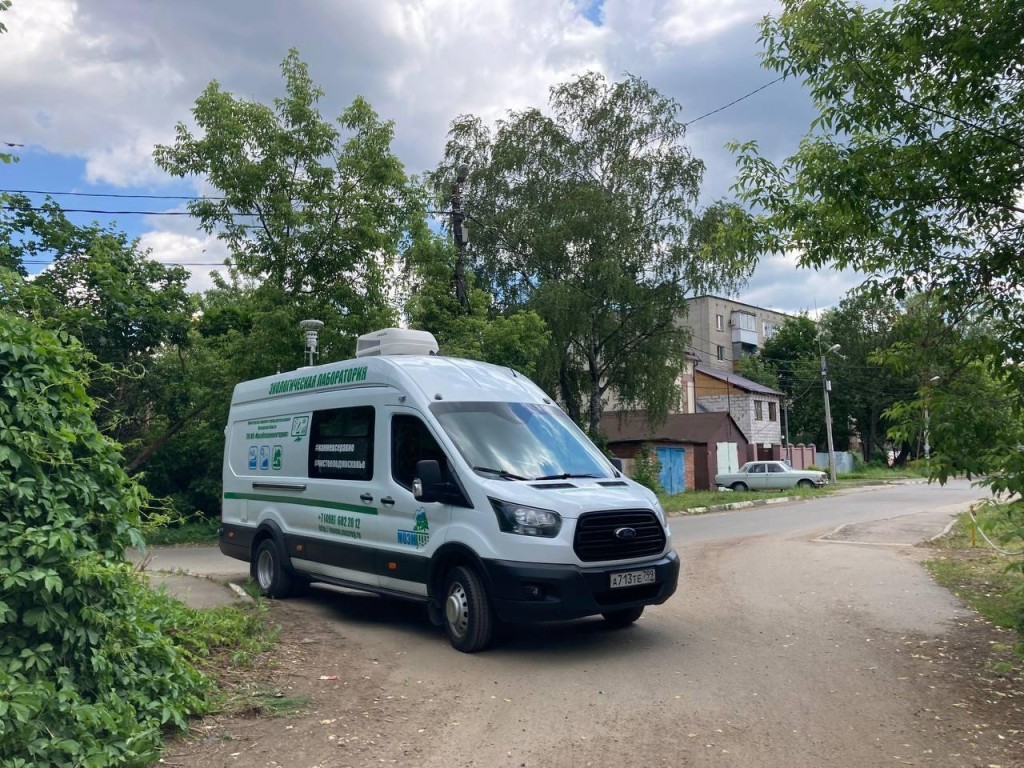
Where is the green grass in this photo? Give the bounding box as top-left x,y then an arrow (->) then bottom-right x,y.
841,465 -> 927,480
143,517 -> 220,546
925,500 -> 1024,646
659,484 -> 831,514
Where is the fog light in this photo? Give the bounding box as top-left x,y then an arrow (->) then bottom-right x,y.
522,584 -> 544,600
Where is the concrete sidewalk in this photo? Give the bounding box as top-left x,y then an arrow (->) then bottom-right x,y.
130,548 -> 253,609
144,571 -> 252,609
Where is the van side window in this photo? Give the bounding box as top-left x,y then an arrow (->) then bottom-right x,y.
391,414 -> 448,490
309,406 -> 374,481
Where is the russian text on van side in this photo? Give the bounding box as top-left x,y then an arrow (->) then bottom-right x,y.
268,365 -> 368,395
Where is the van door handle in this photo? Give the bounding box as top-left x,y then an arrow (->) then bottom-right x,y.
360,493 -> 373,503
380,496 -> 396,506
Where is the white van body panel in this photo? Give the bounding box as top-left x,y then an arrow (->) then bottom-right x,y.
220,347 -> 680,642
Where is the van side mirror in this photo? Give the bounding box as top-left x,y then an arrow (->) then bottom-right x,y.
413,459 -> 444,503
610,457 -> 623,472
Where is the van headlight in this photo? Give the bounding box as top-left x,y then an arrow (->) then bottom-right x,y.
490,499 -> 562,538
653,500 -> 666,526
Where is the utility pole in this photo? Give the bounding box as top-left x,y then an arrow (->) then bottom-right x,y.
450,163 -> 470,313
924,375 -> 940,474
821,344 -> 841,484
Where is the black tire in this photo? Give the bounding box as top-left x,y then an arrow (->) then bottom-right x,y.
797,479 -> 814,489
602,605 -> 644,628
252,538 -> 293,598
730,482 -> 748,492
442,565 -> 495,653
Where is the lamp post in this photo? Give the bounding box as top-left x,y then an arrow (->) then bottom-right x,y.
821,344 -> 841,484
450,163 -> 470,313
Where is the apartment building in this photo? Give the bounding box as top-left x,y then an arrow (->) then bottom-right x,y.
682,295 -> 793,372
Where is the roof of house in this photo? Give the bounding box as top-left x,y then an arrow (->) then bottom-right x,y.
686,294 -> 797,319
694,363 -> 784,397
601,410 -> 746,446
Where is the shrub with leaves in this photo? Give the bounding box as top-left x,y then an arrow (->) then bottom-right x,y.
632,444 -> 664,494
0,310 -> 207,767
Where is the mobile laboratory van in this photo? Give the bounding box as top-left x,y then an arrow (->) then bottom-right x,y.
220,328 -> 679,652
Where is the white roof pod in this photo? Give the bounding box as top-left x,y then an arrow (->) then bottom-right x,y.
355,327 -> 439,358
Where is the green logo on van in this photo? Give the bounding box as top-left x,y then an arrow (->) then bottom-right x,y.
268,365 -> 368,396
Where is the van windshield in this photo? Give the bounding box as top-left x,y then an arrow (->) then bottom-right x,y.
430,402 -> 613,481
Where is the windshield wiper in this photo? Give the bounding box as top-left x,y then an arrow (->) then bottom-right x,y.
473,466 -> 531,481
532,472 -> 601,481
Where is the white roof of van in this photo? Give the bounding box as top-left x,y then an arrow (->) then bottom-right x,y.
231,355 -> 551,407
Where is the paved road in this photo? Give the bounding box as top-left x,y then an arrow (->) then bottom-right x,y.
156,479 -> 1024,767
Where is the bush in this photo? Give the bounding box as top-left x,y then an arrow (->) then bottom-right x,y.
632,444 -> 664,493
0,312 -> 208,767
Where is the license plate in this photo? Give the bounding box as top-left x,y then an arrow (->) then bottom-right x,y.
610,569 -> 655,589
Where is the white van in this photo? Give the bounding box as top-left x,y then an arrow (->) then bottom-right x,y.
220,328 -> 679,652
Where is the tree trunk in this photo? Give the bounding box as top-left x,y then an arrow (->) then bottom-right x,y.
125,402 -> 210,475
587,342 -> 602,435
559,353 -> 581,425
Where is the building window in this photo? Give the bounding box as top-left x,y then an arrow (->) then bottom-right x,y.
754,400 -> 763,420
768,401 -> 777,421
732,312 -> 756,332
763,321 -> 777,339
716,345 -> 725,361
715,314 -> 724,331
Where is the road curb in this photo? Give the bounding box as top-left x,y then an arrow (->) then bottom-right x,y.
674,495 -> 802,516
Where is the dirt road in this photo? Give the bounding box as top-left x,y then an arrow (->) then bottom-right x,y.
165,488 -> 1023,767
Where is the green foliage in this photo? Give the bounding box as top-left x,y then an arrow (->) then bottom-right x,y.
438,72 -> 754,431
631,444 -> 663,494
0,196 -> 195,455
927,501 -> 1024,649
733,0 -> 1024,625
0,311 -> 207,766
404,232 -> 550,377
154,48 -> 421,357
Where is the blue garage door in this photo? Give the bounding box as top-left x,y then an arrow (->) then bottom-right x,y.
656,447 -> 685,494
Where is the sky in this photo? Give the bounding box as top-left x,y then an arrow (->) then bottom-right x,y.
0,0 -> 864,314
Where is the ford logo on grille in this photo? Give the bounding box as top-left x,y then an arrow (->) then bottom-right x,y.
614,526 -> 638,540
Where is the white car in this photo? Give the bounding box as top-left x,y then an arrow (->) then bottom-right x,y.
715,461 -> 828,491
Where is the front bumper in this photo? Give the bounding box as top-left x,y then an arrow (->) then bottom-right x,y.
480,549 -> 680,623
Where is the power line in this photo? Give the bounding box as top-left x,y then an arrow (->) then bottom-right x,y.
683,76 -> 786,127
0,188 -> 224,201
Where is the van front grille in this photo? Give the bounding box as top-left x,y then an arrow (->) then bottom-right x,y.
573,510 -> 666,562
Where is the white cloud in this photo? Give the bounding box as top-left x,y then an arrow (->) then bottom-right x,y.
137,227 -> 230,294
3,0 -> 849,313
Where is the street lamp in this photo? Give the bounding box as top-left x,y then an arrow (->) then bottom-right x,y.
450,163 -> 471,313
821,343 -> 841,485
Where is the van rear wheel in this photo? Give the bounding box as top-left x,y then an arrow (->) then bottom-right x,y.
443,565 -> 495,653
253,539 -> 292,598
602,605 -> 644,628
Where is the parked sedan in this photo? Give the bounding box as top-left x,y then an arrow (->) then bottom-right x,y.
715,461 -> 828,491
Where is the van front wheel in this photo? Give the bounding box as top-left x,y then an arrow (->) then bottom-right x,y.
443,565 -> 494,653
253,539 -> 292,598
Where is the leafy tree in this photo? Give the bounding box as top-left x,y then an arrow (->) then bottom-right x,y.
404,232 -> 549,377
732,0 -> 1023,320
818,292 -> 919,464
730,0 -> 1024,580
0,195 -> 194,465
0,308 -> 207,765
154,48 -> 424,362
737,314 -> 823,445
437,72 -> 754,431
0,2 -> 16,168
